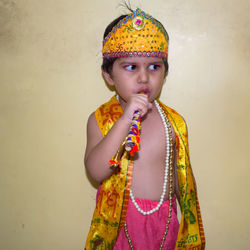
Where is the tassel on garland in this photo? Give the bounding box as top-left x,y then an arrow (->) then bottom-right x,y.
109,139 -> 126,168
109,110 -> 142,168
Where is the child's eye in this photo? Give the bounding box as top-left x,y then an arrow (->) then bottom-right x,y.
124,65 -> 136,71
149,64 -> 161,70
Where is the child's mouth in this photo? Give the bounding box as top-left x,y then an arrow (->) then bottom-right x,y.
138,89 -> 150,97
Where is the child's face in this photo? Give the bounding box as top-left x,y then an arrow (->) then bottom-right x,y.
103,57 -> 166,105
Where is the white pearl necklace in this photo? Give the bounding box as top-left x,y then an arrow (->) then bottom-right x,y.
129,99 -> 172,215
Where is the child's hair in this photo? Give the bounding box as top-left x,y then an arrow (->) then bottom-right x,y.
102,13 -> 169,75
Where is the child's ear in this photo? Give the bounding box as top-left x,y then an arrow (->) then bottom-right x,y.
102,68 -> 115,86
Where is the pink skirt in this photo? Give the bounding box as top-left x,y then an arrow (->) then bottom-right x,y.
113,196 -> 179,250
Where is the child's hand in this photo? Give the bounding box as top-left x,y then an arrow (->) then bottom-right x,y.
122,94 -> 153,122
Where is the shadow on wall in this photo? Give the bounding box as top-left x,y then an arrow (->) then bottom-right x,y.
0,0 -> 19,50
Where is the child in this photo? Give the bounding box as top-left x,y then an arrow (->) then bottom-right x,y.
84,8 -> 205,250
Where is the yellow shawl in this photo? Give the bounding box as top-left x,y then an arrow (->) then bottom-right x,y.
85,96 -> 205,249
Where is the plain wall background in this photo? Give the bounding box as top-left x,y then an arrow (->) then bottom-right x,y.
0,0 -> 249,249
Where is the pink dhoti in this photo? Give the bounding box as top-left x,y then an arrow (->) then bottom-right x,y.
114,196 -> 179,250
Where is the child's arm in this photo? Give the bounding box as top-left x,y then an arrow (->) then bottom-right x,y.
84,112 -> 131,182
84,94 -> 152,183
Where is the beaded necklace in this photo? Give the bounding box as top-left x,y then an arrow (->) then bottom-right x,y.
129,99 -> 172,215
124,99 -> 174,249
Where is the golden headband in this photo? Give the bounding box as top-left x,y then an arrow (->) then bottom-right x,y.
102,8 -> 169,59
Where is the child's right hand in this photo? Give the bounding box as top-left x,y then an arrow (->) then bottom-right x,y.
121,94 -> 153,123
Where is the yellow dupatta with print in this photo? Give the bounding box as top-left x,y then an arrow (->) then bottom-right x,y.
85,96 -> 205,250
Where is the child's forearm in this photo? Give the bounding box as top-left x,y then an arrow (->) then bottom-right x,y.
85,115 -> 131,182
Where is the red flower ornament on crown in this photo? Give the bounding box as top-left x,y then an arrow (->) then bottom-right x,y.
132,16 -> 145,30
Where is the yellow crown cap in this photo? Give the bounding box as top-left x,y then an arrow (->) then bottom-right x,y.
102,8 -> 169,59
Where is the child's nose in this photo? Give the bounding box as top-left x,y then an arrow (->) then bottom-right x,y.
137,68 -> 149,83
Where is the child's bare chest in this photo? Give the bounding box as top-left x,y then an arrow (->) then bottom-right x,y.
138,113 -> 166,164
131,108 -> 176,201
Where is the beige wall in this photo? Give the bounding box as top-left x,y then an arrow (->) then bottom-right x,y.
0,0 -> 249,249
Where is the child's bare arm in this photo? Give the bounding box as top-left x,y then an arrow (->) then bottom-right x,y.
84,112 -> 131,182
84,94 -> 151,182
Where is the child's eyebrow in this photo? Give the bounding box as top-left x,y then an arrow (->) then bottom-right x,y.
118,61 -> 135,65
148,61 -> 164,64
